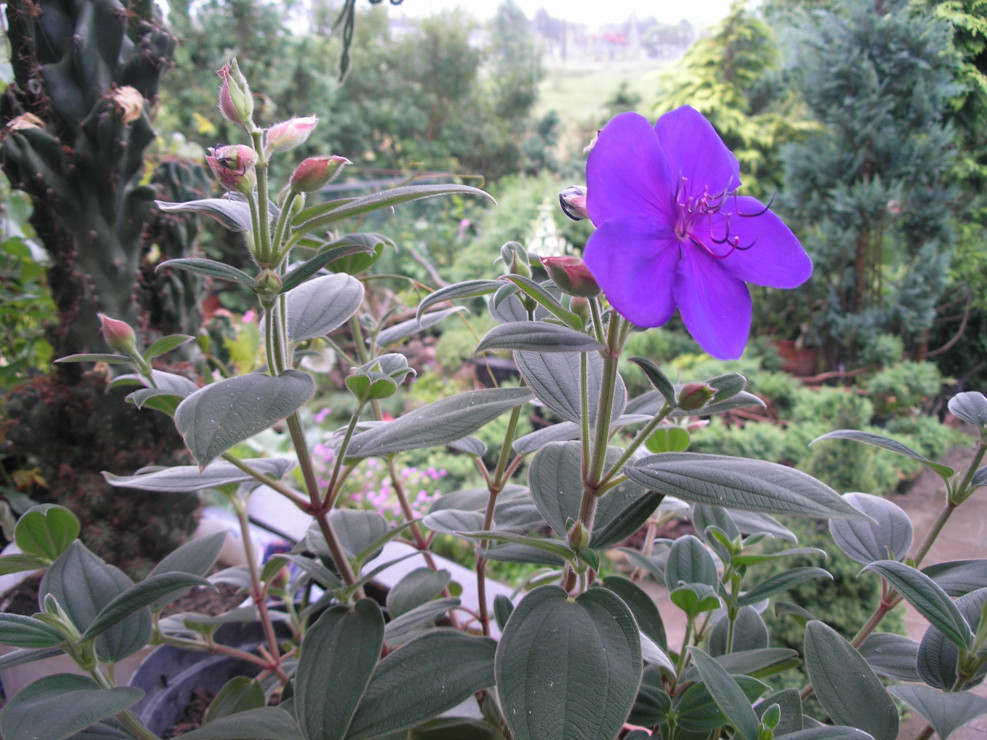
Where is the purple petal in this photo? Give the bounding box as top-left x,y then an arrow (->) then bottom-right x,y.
674,248 -> 752,360
655,106 -> 740,196
584,216 -> 679,328
694,196 -> 812,288
587,112 -> 675,226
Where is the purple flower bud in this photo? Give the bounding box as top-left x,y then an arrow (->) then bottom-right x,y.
289,155 -> 350,193
541,255 -> 601,297
266,116 -> 318,153
559,186 -> 589,221
98,314 -> 138,356
677,381 -> 716,411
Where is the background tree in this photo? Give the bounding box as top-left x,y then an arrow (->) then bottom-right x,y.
779,0 -> 960,368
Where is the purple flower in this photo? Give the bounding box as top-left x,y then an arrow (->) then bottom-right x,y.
584,106 -> 811,360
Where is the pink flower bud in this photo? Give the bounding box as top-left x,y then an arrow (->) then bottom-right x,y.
677,381 -> 716,411
216,60 -> 253,126
98,314 -> 138,356
559,186 -> 589,221
266,116 -> 318,153
289,155 -> 350,193
541,255 -> 601,297
206,145 -> 257,191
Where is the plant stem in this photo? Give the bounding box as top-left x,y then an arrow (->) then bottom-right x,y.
221,452 -> 308,509
231,496 -> 285,678
913,725 -> 935,740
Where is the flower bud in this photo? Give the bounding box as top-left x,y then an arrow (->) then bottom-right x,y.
569,296 -> 590,324
541,255 -> 600,297
98,314 -> 138,357
206,145 -> 257,191
289,155 -> 350,193
217,59 -> 253,126
254,269 -> 282,299
559,186 -> 589,221
567,521 -> 592,550
677,381 -> 716,411
266,116 -> 318,153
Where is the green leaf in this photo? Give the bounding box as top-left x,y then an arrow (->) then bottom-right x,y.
527,441 -> 656,546
682,648 -> 801,682
384,597 -> 460,646
408,717 -> 506,740
916,588 -> 987,690
345,387 -> 532,459
670,583 -> 722,616
156,197 -> 255,232
0,646 -> 64,670
858,633 -> 920,681
922,559 -> 987,596
54,352 -> 132,365
645,426 -> 690,453
41,542 -> 150,662
377,308 -> 466,348
624,453 -> 868,520
175,371 -> 315,467
828,492 -> 912,565
804,620 -> 899,740
415,280 -> 501,322
476,321 -> 603,353
293,183 -> 492,235
738,567 -> 832,606
665,534 -> 719,590
280,238 -> 383,292
346,631 -> 496,739
499,275 -> 582,329
774,729 -> 874,740
14,504 -> 79,562
708,608 -> 768,655
495,586 -> 641,740
205,676 -> 266,723
889,684 -> 987,740
81,573 -> 212,641
811,429 -> 954,480
862,560 -> 973,649
156,257 -> 255,288
948,391 -> 987,428
515,350 -> 626,425
178,707 -> 304,740
280,273 -> 364,342
598,576 -> 667,651
688,647 -> 760,740
0,613 -> 65,648
673,675 -> 768,732
386,568 -> 452,619
628,356 -> 676,407
0,674 -> 142,740
295,600 -> 384,740
0,553 -> 47,576
143,334 -> 195,361
461,530 -> 576,564
104,458 -> 295,492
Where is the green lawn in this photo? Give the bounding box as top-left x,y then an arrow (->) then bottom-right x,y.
534,60 -> 676,125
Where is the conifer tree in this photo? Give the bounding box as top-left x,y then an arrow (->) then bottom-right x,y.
779,0 -> 960,367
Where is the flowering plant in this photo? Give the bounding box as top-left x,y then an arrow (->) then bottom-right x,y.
3,60 -> 987,740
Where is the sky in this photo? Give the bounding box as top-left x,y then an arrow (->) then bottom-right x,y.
388,0 -> 738,30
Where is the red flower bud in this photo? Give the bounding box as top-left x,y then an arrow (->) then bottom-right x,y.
266,116 -> 318,153
98,314 -> 138,356
677,381 -> 716,411
289,155 -> 350,193
559,186 -> 589,221
207,145 -> 257,191
216,60 -> 254,126
541,255 -> 601,297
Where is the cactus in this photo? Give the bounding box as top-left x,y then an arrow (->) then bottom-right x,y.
0,0 -> 203,360
0,0 -> 207,566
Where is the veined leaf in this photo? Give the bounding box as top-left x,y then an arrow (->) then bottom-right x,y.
812,429 -> 953,480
